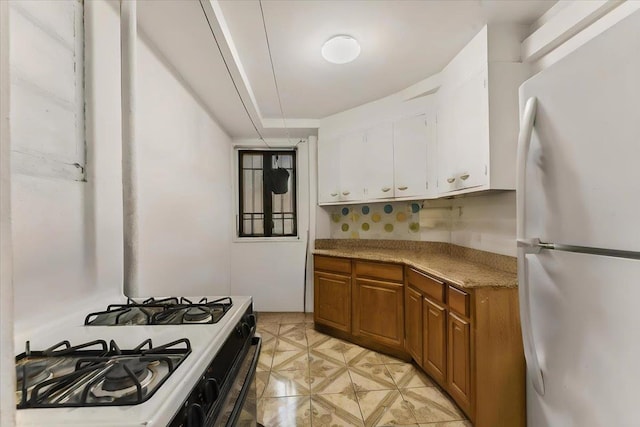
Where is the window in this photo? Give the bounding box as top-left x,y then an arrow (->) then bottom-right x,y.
238,150 -> 297,237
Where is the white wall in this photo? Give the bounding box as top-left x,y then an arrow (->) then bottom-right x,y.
0,2 -> 15,425
135,33 -> 232,297
230,140 -> 310,312
450,192 -> 516,257
88,0 -> 233,298
11,0 -> 120,338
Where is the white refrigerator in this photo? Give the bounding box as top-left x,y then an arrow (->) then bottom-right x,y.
517,9 -> 640,427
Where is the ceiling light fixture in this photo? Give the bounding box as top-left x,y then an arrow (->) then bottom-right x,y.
321,35 -> 361,64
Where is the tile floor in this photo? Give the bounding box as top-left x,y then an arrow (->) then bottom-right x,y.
256,312 -> 471,427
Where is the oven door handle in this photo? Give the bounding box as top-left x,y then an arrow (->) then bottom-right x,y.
225,336 -> 262,427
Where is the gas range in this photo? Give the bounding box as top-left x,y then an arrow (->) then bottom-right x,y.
15,295 -> 257,427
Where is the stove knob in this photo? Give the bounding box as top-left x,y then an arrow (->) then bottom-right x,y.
247,314 -> 257,327
204,378 -> 219,405
241,322 -> 251,338
187,403 -> 205,427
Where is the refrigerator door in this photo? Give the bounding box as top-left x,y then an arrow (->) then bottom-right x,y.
519,9 -> 640,252
525,249 -> 640,427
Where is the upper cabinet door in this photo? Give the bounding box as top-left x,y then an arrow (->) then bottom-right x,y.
393,114 -> 431,199
455,68 -> 489,191
364,123 -> 395,200
338,131 -> 365,202
317,134 -> 341,204
438,69 -> 490,194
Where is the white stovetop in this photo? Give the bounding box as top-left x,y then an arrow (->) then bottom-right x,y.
15,295 -> 252,427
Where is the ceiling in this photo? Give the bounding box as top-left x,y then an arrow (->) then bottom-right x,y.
138,0 -> 556,139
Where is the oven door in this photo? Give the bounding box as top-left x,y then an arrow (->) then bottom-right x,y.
211,336 -> 262,427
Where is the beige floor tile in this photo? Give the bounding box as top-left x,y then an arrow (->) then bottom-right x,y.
272,350 -> 309,372
263,369 -> 310,398
401,387 -> 465,424
258,312 -> 284,324
310,365 -> 354,395
257,349 -> 274,372
256,370 -> 270,399
349,364 -> 396,392
275,335 -> 307,352
279,323 -> 307,337
257,314 -> 465,427
311,392 -> 365,427
310,346 -> 346,366
259,396 -> 312,427
380,353 -> 405,364
386,363 -> 435,388
314,336 -> 351,352
306,328 -> 332,346
257,322 -> 280,335
344,346 -> 384,367
280,312 -> 308,324
356,389 -> 418,427
418,422 -> 472,427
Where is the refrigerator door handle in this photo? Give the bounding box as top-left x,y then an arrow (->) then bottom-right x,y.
516,96 -> 545,396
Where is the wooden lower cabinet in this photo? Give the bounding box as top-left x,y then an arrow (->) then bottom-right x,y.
314,257 -> 524,427
404,287 -> 423,364
447,311 -> 471,414
353,277 -> 404,349
314,261 -> 352,333
423,297 -> 447,384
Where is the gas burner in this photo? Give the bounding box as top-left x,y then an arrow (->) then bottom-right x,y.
84,297 -> 233,326
103,359 -> 150,391
91,359 -> 156,399
183,307 -> 212,323
16,360 -> 53,387
15,338 -> 191,408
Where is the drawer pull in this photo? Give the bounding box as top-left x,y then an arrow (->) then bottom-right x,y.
381,187 -> 391,192
342,191 -> 351,196
397,186 -> 408,191
330,192 -> 338,197
447,177 -> 456,184
460,174 -> 470,181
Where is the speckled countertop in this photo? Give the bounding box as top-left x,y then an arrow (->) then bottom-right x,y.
313,240 -> 517,289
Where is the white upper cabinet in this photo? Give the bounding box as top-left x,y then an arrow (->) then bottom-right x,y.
317,133 -> 341,204
364,123 -> 395,200
393,113 -> 436,199
338,131 -> 365,202
436,25 -> 528,196
317,130 -> 367,204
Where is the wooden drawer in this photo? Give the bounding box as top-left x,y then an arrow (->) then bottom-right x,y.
355,261 -> 403,282
314,255 -> 351,274
407,268 -> 444,302
448,286 -> 470,317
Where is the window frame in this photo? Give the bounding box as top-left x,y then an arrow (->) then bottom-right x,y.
237,149 -> 298,238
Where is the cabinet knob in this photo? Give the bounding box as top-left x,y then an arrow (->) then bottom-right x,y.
342,191 -> 350,196
381,187 -> 391,192
397,186 -> 408,191
447,177 -> 456,184
330,192 -> 338,197
460,174 -> 470,181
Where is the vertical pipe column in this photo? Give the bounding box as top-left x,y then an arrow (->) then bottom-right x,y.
0,1 -> 16,425
120,0 -> 139,296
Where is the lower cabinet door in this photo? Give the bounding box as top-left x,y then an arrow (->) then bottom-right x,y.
314,271 -> 351,333
447,311 -> 471,412
405,286 -> 423,364
423,297 -> 447,384
353,278 -> 404,349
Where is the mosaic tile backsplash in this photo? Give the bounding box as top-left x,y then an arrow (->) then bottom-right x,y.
328,201 -> 422,240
